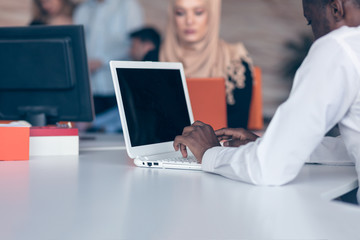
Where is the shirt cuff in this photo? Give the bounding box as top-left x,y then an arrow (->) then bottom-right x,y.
202,146 -> 224,172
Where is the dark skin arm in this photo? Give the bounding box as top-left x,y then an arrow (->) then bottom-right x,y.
215,128 -> 259,147
173,121 -> 220,161
173,121 -> 259,163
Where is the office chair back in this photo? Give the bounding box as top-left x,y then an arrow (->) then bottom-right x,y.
186,77 -> 227,130
248,66 -> 264,130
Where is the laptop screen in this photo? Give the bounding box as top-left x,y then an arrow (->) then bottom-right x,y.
115,68 -> 191,147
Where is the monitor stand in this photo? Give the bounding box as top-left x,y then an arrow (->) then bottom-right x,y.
25,112 -> 46,126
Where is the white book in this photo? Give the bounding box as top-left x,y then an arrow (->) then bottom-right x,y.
29,127 -> 79,156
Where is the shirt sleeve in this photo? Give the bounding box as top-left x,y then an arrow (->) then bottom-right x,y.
125,0 -> 144,33
202,36 -> 359,185
96,0 -> 144,64
307,136 -> 355,165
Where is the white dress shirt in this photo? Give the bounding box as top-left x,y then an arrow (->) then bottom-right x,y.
202,26 -> 360,201
73,0 -> 144,96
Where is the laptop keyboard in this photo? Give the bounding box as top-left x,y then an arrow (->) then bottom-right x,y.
161,155 -> 199,165
137,154 -> 201,168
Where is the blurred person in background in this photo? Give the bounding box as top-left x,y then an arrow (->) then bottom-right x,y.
82,26 -> 161,133
73,0 -> 144,116
30,0 -> 76,25
129,27 -> 161,61
160,0 -> 254,128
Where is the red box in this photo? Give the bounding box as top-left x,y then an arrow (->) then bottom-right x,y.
0,127 -> 30,161
30,126 -> 78,136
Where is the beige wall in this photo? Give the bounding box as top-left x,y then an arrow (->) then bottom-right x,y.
0,0 -> 311,118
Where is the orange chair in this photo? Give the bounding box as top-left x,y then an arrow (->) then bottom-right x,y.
186,77 -> 227,130
248,66 -> 264,130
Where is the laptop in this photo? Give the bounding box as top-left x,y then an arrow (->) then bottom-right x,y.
109,61 -> 201,170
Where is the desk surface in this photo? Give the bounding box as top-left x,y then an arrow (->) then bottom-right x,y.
0,134 -> 359,240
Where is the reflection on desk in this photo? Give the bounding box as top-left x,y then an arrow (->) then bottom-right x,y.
0,134 -> 359,240
79,133 -> 126,151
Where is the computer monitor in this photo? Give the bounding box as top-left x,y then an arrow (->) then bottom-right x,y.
0,25 -> 94,126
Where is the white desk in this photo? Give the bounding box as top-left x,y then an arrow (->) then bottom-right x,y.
0,134 -> 359,240
79,133 -> 126,151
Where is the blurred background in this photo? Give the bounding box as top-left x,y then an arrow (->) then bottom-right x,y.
0,0 -> 313,121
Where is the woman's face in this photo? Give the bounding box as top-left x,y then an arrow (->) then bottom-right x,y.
174,0 -> 209,44
40,0 -> 63,16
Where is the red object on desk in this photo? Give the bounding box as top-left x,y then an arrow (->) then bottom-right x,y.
30,126 -> 78,136
0,127 -> 30,161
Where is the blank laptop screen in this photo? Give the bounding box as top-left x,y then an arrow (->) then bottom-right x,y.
116,68 -> 191,147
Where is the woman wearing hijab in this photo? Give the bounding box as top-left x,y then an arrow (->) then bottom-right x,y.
160,0 -> 253,128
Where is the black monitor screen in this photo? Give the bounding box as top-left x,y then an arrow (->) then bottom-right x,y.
0,25 -> 94,126
116,68 -> 191,147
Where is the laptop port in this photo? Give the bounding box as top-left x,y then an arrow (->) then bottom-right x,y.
154,162 -> 159,166
147,162 -> 152,167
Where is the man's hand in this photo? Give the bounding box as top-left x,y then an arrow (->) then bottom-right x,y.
215,128 -> 259,147
89,59 -> 103,73
173,121 -> 221,162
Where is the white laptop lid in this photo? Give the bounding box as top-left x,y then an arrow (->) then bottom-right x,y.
110,61 -> 194,159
